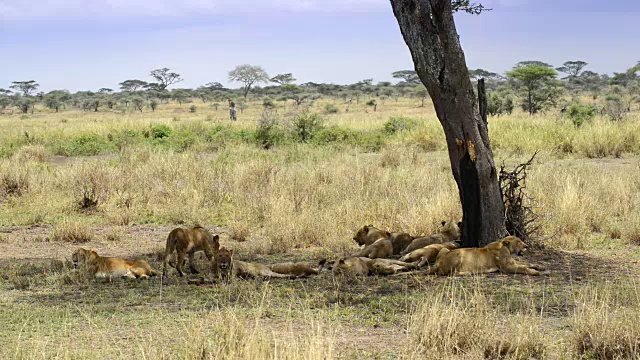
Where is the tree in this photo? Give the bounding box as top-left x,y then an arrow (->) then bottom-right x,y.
44,90 -> 71,112
390,0 -> 506,248
468,68 -> 502,81
414,85 -> 428,107
0,94 -> 12,111
131,97 -> 144,112
556,61 -> 588,79
10,80 -> 39,96
171,89 -> 189,106
149,68 -> 183,90
271,73 -> 296,85
119,80 -> 148,92
515,60 -> 552,68
204,82 -> 225,91
0,88 -> 12,94
98,88 -> 113,94
228,64 -> 269,99
392,70 -> 421,85
507,64 -> 561,115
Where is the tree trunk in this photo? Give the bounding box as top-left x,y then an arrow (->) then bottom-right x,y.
390,0 -> 506,247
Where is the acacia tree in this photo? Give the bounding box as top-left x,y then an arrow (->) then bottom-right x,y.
149,68 -> 183,90
507,63 -> 561,115
119,80 -> 148,92
229,64 -> 269,99
392,70 -> 421,85
271,73 -> 296,85
10,80 -> 39,96
390,0 -> 505,247
556,61 -> 588,79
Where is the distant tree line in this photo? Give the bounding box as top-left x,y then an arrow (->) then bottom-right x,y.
1,61 -> 638,118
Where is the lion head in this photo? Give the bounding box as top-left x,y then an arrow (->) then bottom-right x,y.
439,220 -> 461,241
502,236 -> 527,256
215,247 -> 233,279
71,248 -> 98,268
353,225 -> 389,246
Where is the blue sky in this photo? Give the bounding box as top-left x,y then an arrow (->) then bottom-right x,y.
1,0 -> 639,92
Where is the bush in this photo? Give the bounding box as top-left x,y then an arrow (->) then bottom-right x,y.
567,103 -> 596,127
323,103 -> 339,114
60,134 -> 114,156
604,94 -> 626,121
255,110 -> 285,149
487,92 -> 515,116
262,98 -> 275,109
148,124 -> 172,139
291,110 -> 324,142
384,116 -> 418,135
189,105 -> 197,113
150,99 -> 158,112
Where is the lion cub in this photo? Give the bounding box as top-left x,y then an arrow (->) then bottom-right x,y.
401,221 -> 461,255
72,248 -> 159,280
212,247 -> 293,281
426,236 -> 545,276
163,226 -> 220,277
353,225 -> 393,259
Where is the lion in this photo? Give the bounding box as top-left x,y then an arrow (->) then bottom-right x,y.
163,226 -> 220,277
401,221 -> 461,255
212,247 -> 293,281
389,232 -> 415,255
426,236 -> 544,276
268,262 -> 319,277
72,248 -> 159,280
319,257 -> 417,276
353,225 -> 393,259
400,242 -> 460,264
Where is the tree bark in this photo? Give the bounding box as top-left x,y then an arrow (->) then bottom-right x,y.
390,0 -> 506,247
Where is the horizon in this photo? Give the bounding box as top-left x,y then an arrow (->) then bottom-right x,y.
1,0 -> 639,93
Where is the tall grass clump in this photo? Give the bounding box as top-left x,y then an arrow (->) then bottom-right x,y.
572,281 -> 640,359
407,281 -> 545,359
51,220 -> 94,243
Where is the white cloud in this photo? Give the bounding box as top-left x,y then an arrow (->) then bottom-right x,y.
0,0 -> 388,20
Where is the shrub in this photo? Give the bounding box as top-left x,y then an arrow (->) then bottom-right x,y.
262,98 -> 275,109
255,110 -> 285,149
487,92 -> 515,116
189,105 -> 197,113
291,110 -> 324,142
148,124 -> 172,139
150,99 -> 158,112
567,103 -> 596,127
323,103 -> 340,114
312,126 -> 358,145
384,116 -> 418,135
61,134 -> 114,156
1,169 -> 29,197
604,94 -> 626,121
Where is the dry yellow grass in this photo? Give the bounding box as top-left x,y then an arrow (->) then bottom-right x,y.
1,98 -> 640,358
